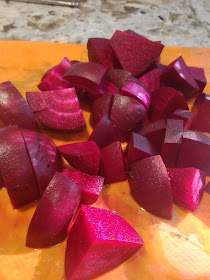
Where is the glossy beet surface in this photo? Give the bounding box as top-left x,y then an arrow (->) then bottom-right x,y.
65,205 -> 143,280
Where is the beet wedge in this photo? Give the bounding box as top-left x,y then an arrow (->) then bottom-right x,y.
168,168 -> 205,212
107,68 -> 131,90
21,129 -> 62,195
26,172 -> 81,248
191,99 -> 210,133
128,155 -> 173,219
65,205 -> 144,280
139,68 -> 160,93
171,109 -> 194,126
192,93 -> 210,113
62,168 -> 104,205
0,125 -> 40,208
0,81 -> 39,131
189,66 -> 207,92
58,141 -> 100,175
26,88 -> 86,131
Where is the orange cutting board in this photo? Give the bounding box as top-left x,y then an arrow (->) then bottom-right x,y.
0,41 -> 209,280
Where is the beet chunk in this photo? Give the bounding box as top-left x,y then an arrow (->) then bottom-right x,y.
0,173 -> 4,188
168,168 -> 205,211
191,99 -> 210,133
26,172 -> 81,248
128,155 -> 173,219
139,68 -> 160,93
65,205 -> 143,280
171,109 -> 194,126
189,66 -> 207,92
107,68 -> 131,90
192,93 -> 210,113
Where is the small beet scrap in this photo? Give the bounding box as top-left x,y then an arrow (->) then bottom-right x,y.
62,168 -> 104,205
58,141 -> 100,175
191,99 -> 210,133
26,88 -> 86,131
26,172 -> 81,248
100,141 -> 126,184
189,66 -> 207,92
128,155 -> 173,219
168,168 -> 205,211
171,109 -> 194,126
110,30 -> 164,76
139,68 -> 160,93
107,68 -> 131,90
0,81 -> 39,131
38,57 -> 72,91
65,205 -> 143,280
161,119 -> 183,168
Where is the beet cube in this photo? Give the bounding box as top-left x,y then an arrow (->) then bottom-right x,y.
189,66 -> 207,92
191,100 -> 210,133
139,68 -> 160,93
171,109 -> 194,126
107,68 -> 131,90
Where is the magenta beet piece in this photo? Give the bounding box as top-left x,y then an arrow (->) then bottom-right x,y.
192,93 -> 210,113
41,65 -> 57,81
109,30 -> 164,76
65,205 -> 143,280
21,129 -> 62,195
62,168 -> 104,205
156,63 -> 167,74
89,116 -> 116,149
107,68 -> 131,90
90,79 -> 119,100
110,94 -> 146,142
160,56 -> 200,99
58,141 -> 100,175
149,87 -> 188,122
205,182 -> 210,194
168,168 -> 205,211
161,119 -> 183,168
100,141 -> 126,184
38,57 -> 72,91
0,173 -> 4,188
171,109 -> 194,126
128,155 -> 173,219
138,119 -> 166,152
0,81 -> 39,131
0,125 -> 40,208
126,133 -> 157,165
189,66 -> 207,92
139,68 -> 160,93
26,172 -> 81,248
191,100 -> 210,133
87,38 -> 120,69
26,88 -> 86,131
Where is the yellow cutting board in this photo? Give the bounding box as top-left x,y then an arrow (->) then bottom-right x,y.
0,41 -> 209,280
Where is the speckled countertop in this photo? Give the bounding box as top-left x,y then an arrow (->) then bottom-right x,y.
0,0 -> 209,47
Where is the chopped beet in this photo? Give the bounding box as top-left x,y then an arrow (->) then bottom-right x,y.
139,68 -> 160,93
171,109 -> 194,126
0,173 -> 4,188
26,172 -> 81,248
38,57 -> 72,91
156,63 -> 167,74
191,100 -> 210,133
192,93 -> 210,113
89,115 -> 116,149
107,68 -> 131,90
149,87 -> 188,122
26,88 -> 86,131
110,94 -> 146,142
41,65 -> 57,81
160,56 -> 200,98
90,79 -> 119,100
62,168 -> 104,205
205,182 -> 210,194
58,141 -> 100,176
189,66 -> 207,92
110,30 -> 164,76
0,125 -> 40,208
100,141 -> 126,184
128,155 -> 173,219
65,205 -> 143,280
125,29 -> 146,39
168,168 -> 205,211
0,81 -> 39,131
161,119 -> 183,168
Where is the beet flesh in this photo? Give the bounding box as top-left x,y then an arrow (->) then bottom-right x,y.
26,172 -> 81,248
107,68 -> 131,90
65,205 -> 143,280
139,68 -> 160,93
191,100 -> 210,133
192,93 -> 210,113
0,173 -> 4,188
171,109 -> 194,126
189,66 -> 207,92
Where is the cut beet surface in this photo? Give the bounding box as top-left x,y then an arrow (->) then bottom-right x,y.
168,168 -> 205,212
0,125 -> 40,208
128,155 -> 173,219
38,57 -> 72,91
192,93 -> 210,113
191,99 -> 210,133
205,182 -> 210,194
26,172 -> 81,248
0,81 -> 39,131
156,63 -> 167,74
139,68 -> 160,93
62,168 -> 104,205
26,88 -> 86,131
107,68 -> 131,90
189,66 -> 207,92
65,205 -> 143,280
58,141 -> 100,176
171,109 -> 194,127
90,79 -> 119,100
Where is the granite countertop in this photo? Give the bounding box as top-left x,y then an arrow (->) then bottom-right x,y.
0,0 -> 209,47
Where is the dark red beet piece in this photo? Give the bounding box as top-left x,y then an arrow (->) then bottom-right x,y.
149,87 -> 188,122
171,109 -> 194,126
192,93 -> 210,113
191,100 -> 210,133
89,116 -> 116,149
90,79 -> 119,100
125,29 -> 146,38
205,182 -> 210,194
100,141 -> 126,184
0,81 -> 39,131
107,68 -> 131,90
26,88 -> 86,131
58,141 -> 100,176
168,168 -> 205,211
62,168 -> 104,205
110,94 -> 146,142
128,155 -> 173,219
161,119 -> 183,168
110,30 -> 164,76
189,66 -> 207,92
0,125 -> 40,208
38,57 -> 72,91
26,172 -> 81,248
65,205 -> 143,280
0,173 -> 4,188
139,68 -> 160,93
41,65 -> 57,81
160,56 -> 200,99
156,63 -> 167,74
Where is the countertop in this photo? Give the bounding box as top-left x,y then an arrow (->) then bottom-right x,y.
0,0 -> 209,47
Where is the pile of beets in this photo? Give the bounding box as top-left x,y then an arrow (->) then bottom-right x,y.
0,30 -> 209,280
